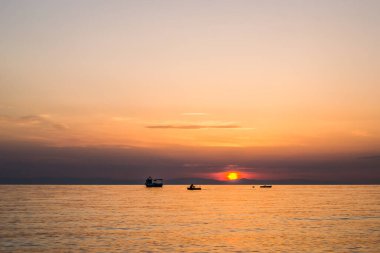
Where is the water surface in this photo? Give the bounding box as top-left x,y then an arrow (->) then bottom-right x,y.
0,185 -> 379,252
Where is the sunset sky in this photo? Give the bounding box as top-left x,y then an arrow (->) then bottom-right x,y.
1,0 -> 379,183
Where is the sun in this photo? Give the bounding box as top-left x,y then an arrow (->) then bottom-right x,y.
227,172 -> 239,180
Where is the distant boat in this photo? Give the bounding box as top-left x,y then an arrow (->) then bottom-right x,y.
145,177 -> 163,187
252,186 -> 255,188
260,185 -> 272,188
187,184 -> 201,190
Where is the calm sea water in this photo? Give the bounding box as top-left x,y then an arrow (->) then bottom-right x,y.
0,185 -> 379,252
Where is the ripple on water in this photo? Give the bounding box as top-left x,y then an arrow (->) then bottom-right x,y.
0,185 -> 379,252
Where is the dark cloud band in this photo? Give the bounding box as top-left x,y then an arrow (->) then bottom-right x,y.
146,124 -> 241,129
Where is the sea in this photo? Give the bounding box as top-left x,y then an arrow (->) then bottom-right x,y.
0,185 -> 379,252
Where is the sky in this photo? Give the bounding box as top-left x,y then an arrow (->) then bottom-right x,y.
0,0 -> 379,183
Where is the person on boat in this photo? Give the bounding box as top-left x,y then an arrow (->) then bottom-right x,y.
146,176 -> 153,185
189,184 -> 194,189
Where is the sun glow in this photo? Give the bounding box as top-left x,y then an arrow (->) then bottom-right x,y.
227,172 -> 239,180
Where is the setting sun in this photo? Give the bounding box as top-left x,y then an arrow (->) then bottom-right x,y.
227,172 -> 239,180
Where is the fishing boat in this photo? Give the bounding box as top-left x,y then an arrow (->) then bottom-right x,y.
145,177 -> 163,187
260,185 -> 272,188
187,184 -> 201,190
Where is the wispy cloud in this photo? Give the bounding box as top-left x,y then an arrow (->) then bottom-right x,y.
222,164 -> 254,171
111,116 -> 132,122
0,114 -> 68,130
146,124 -> 241,129
181,112 -> 208,116
357,155 -> 380,160
0,104 -> 14,109
351,130 -> 371,137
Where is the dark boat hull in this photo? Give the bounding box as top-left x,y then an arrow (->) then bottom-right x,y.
146,184 -> 163,187
260,185 -> 272,188
187,188 -> 201,190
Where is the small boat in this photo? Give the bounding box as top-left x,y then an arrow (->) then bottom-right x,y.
187,184 -> 201,190
145,177 -> 163,187
260,185 -> 272,188
252,186 -> 255,188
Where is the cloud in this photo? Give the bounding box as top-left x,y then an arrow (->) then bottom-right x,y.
221,164 -> 256,172
183,163 -> 202,168
0,104 -> 14,109
111,116 -> 132,122
0,114 -> 68,130
181,113 -> 208,116
351,130 -> 370,137
146,124 -> 241,129
1,142 -> 379,183
358,155 -> 380,160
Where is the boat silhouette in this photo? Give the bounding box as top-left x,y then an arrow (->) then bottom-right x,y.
187,184 -> 201,190
145,176 -> 163,187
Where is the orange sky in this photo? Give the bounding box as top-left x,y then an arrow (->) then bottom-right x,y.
0,1 -> 379,182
